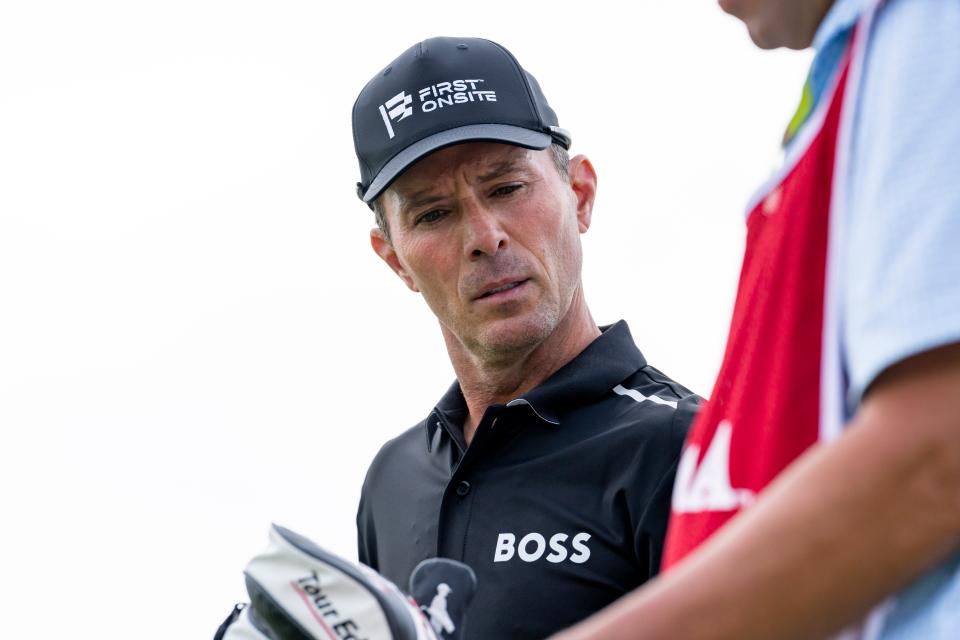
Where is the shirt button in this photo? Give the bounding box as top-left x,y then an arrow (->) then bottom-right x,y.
455,480 -> 471,497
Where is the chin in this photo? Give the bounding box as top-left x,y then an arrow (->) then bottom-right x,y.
746,22 -> 786,50
718,0 -> 805,50
717,0 -> 741,16
472,309 -> 559,358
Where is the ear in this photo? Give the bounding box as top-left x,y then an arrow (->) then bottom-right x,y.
567,154 -> 597,233
370,228 -> 419,292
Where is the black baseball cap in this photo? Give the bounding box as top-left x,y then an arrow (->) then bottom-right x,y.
352,36 -> 571,204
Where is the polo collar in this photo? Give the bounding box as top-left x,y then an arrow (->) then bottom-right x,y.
425,320 -> 646,450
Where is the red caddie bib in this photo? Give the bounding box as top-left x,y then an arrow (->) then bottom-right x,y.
662,15 -> 872,568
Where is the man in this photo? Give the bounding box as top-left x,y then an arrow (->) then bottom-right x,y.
351,37 -> 700,640
554,0 -> 960,638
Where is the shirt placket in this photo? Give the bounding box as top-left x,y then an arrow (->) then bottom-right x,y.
435,407 -> 504,561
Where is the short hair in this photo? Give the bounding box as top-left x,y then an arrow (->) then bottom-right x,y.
373,143 -> 570,241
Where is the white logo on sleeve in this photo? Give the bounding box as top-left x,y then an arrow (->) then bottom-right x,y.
422,583 -> 455,635
672,420 -> 755,513
493,532 -> 591,564
379,91 -> 413,139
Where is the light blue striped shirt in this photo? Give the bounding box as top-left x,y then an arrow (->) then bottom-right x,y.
804,0 -> 960,636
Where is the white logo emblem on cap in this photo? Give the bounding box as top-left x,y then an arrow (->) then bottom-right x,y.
379,91 -> 413,139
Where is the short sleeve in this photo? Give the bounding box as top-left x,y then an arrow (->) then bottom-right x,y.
635,395 -> 699,576
842,0 -> 960,404
356,481 -> 379,569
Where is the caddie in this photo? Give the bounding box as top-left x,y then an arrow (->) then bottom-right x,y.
554,0 -> 960,638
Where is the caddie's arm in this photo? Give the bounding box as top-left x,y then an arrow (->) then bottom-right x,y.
551,342 -> 960,640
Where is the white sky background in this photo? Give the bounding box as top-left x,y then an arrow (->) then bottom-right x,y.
0,2 -> 811,637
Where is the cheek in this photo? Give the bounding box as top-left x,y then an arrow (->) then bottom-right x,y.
558,228 -> 584,285
531,201 -> 582,285
400,240 -> 462,303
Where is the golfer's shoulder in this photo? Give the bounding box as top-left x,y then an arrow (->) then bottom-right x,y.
607,365 -> 702,454
361,420 -> 430,492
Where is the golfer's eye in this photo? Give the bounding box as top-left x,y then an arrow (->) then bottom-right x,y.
491,183 -> 522,198
415,209 -> 448,225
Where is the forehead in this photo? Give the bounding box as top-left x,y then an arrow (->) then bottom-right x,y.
389,142 -> 543,196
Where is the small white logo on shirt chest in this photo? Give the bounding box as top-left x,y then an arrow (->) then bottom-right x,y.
492,532 -> 591,564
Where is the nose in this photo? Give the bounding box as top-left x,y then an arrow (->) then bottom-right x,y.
461,198 -> 508,259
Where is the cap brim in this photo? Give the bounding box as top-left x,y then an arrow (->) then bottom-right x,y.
361,124 -> 552,203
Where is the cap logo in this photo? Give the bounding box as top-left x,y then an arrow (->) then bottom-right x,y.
379,91 -> 414,139
376,79 -> 497,140
417,79 -> 495,113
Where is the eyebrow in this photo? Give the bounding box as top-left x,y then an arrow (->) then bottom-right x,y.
398,190 -> 445,215
477,159 -> 525,183
396,157 -> 530,215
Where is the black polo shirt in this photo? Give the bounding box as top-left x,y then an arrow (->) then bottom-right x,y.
356,321 -> 700,640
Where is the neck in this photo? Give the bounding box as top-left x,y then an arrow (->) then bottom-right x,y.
444,286 -> 600,444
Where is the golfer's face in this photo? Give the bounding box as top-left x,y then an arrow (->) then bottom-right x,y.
376,142 -> 586,357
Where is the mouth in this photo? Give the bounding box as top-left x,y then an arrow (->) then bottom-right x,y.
475,278 -> 530,300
